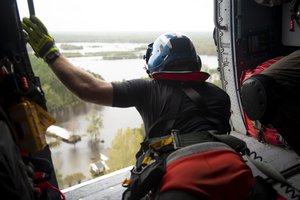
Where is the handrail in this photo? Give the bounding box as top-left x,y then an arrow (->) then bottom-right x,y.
27,0 -> 35,16
214,0 -> 227,30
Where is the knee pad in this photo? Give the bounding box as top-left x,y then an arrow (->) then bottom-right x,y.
241,74 -> 281,123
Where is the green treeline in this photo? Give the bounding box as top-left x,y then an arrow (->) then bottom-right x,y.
29,55 -> 103,112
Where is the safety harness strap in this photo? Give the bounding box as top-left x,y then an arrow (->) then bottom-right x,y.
147,109 -> 198,139
171,130 -> 214,149
147,85 -> 184,138
147,84 -> 208,138
181,86 -> 206,112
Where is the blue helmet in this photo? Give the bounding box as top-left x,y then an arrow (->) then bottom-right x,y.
144,32 -> 209,81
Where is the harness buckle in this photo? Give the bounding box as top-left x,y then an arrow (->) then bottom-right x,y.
170,129 -> 182,149
148,135 -> 174,152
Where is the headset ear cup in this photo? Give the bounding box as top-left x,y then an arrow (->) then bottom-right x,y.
197,55 -> 202,70
145,43 -> 153,63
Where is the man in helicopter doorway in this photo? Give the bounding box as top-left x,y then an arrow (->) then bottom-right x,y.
22,16 -> 284,200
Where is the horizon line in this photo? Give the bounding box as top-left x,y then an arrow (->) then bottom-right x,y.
52,30 -> 214,34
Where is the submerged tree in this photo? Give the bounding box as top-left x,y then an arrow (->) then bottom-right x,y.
86,109 -> 103,141
86,109 -> 104,160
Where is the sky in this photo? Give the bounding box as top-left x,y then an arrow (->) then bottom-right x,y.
17,0 -> 214,33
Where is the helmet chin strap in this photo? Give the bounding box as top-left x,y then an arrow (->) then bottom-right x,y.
143,65 -> 153,78
146,69 -> 152,78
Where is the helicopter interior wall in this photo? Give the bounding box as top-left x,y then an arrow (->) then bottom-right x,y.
233,1 -> 298,84
234,1 -> 281,79
235,1 -> 300,154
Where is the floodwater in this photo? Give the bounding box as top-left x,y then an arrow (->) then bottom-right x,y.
49,104 -> 142,184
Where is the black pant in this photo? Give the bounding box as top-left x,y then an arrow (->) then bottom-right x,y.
271,95 -> 300,155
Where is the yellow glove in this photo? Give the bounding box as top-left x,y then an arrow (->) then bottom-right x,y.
22,16 -> 60,64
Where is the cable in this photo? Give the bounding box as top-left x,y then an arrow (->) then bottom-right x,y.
246,149 -> 300,199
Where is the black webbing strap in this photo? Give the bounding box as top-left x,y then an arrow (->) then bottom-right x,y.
147,109 -> 198,137
182,86 -> 203,104
27,0 -> 36,16
147,86 -> 183,138
181,86 -> 207,113
147,85 -> 208,138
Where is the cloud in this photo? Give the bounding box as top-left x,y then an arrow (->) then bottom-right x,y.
17,0 -> 214,32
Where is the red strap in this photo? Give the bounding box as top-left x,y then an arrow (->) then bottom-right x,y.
152,71 -> 210,82
36,181 -> 66,200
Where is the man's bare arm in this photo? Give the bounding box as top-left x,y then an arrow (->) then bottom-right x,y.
49,55 -> 113,106
22,16 -> 113,106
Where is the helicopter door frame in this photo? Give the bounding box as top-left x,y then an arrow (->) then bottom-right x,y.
214,0 -> 246,134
